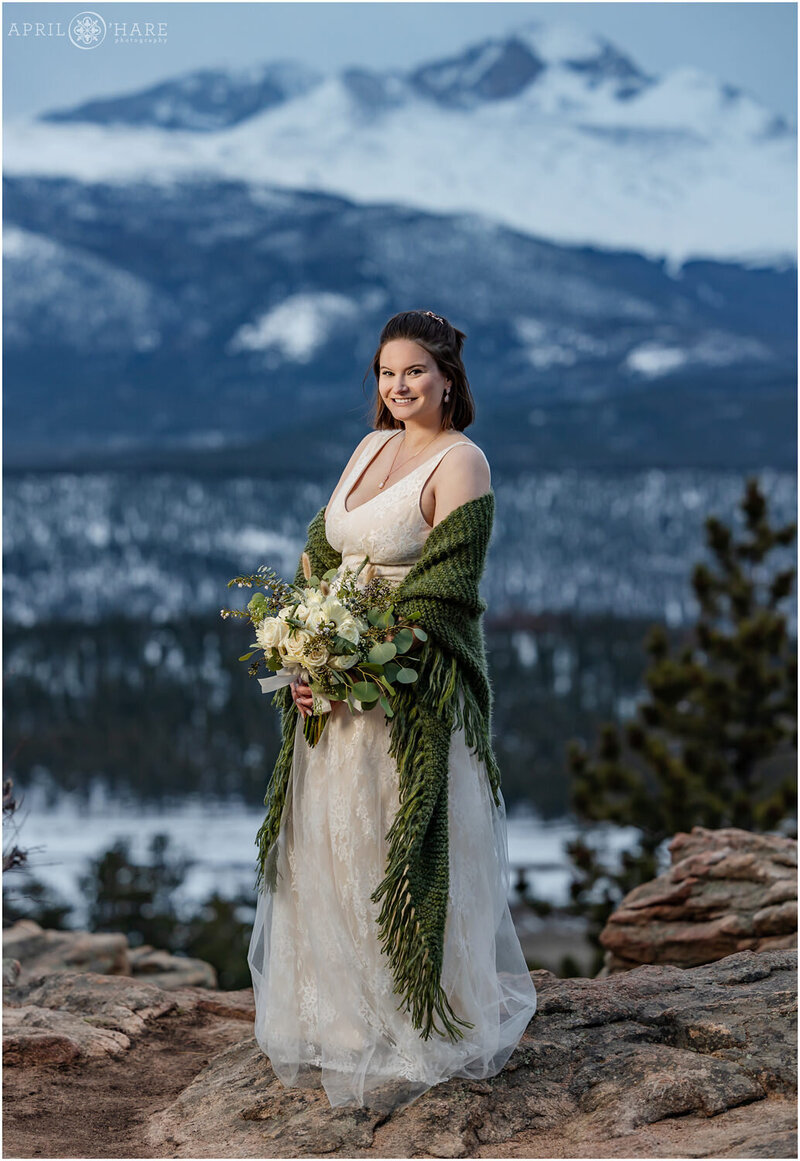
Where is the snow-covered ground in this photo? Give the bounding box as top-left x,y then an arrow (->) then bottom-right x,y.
4,468 -> 796,631
6,777 -> 644,928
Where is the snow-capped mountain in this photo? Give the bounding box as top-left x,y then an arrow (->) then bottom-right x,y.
4,20 -> 795,267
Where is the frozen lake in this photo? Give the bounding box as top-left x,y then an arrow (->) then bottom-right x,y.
7,779 -> 645,928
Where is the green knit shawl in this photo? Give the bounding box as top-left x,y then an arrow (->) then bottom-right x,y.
254,490 -> 501,1043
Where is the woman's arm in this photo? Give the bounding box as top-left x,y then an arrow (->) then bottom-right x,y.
389,446 -> 491,652
429,444 -> 491,528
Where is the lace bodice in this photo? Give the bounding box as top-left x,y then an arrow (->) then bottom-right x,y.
325,430 -> 490,586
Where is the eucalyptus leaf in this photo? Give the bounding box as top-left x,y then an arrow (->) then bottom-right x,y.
395,667 -> 418,684
390,628 -> 414,654
368,641 -> 397,664
350,681 -> 381,702
379,694 -> 394,718
411,626 -> 428,641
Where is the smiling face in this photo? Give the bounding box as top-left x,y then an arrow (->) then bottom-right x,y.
378,338 -> 452,429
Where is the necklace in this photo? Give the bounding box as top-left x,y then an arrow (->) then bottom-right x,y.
378,428 -> 454,489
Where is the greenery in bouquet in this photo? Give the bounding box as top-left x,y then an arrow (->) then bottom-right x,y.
221,551 -> 428,745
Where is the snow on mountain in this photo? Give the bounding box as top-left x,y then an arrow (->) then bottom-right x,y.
3,19 -> 795,267
3,224 -> 177,351
39,59 -> 325,131
227,292 -> 368,362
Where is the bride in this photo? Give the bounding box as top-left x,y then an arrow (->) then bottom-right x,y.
247,309 -> 537,1113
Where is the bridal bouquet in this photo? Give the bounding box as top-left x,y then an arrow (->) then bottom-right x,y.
221,552 -> 428,746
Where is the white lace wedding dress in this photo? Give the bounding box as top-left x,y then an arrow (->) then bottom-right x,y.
247,430 -> 537,1111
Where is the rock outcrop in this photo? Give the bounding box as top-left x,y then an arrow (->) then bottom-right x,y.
4,971 -> 190,1065
3,918 -> 217,989
143,948 -> 797,1159
4,942 -> 795,1158
600,826 -> 797,973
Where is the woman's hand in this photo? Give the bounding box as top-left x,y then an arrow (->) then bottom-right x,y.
290,678 -> 313,719
291,678 -> 341,719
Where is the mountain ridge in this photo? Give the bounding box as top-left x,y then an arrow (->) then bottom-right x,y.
4,174 -> 795,468
5,18 -> 794,268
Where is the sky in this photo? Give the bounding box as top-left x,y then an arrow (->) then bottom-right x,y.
2,1 -> 797,125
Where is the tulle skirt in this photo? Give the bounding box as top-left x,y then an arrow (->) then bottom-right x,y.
247,694 -> 537,1112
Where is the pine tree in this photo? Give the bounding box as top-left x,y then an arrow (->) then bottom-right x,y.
565,475 -> 797,961
78,833 -> 193,949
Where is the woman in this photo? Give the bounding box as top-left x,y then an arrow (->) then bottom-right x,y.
247,310 -> 537,1113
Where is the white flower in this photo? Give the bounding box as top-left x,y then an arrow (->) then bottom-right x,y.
321,595 -> 349,627
305,606 -> 328,632
256,617 -> 289,651
300,641 -> 329,669
281,630 -> 311,665
329,651 -> 359,670
337,616 -> 361,645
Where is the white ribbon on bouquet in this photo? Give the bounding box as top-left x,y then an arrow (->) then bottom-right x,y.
257,666 -> 332,714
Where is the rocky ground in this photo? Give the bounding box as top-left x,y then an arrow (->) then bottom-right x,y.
3,826 -> 797,1159
3,947 -> 796,1159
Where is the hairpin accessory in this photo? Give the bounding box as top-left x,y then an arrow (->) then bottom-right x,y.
422,311 -> 445,325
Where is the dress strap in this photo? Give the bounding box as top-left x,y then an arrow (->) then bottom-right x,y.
416,441 -> 491,490
333,431 -> 490,517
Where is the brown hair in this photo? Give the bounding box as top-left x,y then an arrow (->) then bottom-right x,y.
362,310 -> 476,432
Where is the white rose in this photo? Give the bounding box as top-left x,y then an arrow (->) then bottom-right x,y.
256,617 -> 289,651
281,630 -> 310,665
337,617 -> 361,645
329,651 -> 359,670
301,641 -> 329,669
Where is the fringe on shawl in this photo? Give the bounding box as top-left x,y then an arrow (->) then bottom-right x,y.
253,686 -> 297,894
253,505 -> 338,895
370,637 -> 483,1043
